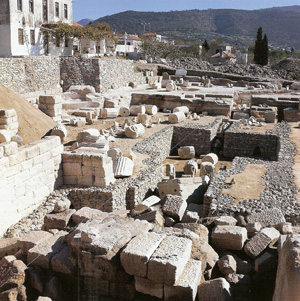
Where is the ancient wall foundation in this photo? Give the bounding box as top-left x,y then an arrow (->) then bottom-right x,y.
0,57 -> 61,94
60,56 -> 146,93
67,127 -> 174,212
171,119 -> 222,156
0,136 -> 63,235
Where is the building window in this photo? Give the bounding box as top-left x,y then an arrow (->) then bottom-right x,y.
65,37 -> 69,48
18,29 -> 24,45
29,0 -> 33,13
30,30 -> 35,45
64,4 -> 68,19
17,0 -> 22,11
55,2 -> 59,17
43,0 -> 47,21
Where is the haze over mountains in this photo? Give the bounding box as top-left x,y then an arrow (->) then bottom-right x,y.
85,6 -> 300,49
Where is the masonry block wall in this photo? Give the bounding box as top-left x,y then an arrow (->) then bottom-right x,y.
0,136 -> 63,235
223,131 -> 279,159
171,119 -> 222,156
62,152 -> 115,188
60,56 -> 146,93
0,57 -> 61,94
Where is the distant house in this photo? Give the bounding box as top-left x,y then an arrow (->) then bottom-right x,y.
0,0 -> 73,56
211,46 -> 236,64
72,21 -> 115,56
142,33 -> 162,42
115,33 -> 142,59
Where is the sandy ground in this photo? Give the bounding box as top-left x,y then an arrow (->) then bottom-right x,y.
221,164 -> 267,205
289,123 -> 300,202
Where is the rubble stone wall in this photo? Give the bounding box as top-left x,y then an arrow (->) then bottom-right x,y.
0,136 -> 63,236
60,56 -> 146,93
204,122 -> 300,222
0,57 -> 61,94
223,129 -> 279,160
67,127 -> 174,211
171,119 -> 222,156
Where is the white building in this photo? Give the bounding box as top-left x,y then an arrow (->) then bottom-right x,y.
115,33 -> 142,57
0,0 -> 73,57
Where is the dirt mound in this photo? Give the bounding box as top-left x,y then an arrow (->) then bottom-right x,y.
272,58 -> 300,80
0,84 -> 56,145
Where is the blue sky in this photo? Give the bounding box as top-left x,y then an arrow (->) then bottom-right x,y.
73,0 -> 300,21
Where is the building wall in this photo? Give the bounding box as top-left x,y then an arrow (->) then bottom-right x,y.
0,136 -> 63,236
0,56 -> 61,94
0,0 -> 73,57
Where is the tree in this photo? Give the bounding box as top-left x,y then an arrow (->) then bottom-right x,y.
202,39 -> 210,52
254,27 -> 269,65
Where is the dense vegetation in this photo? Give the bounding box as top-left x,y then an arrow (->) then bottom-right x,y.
93,6 -> 300,49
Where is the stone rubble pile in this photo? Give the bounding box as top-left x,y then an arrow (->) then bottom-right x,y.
0,194 -> 298,300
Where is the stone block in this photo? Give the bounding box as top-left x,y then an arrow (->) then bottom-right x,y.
141,195 -> 161,207
255,252 -> 276,274
247,208 -> 285,228
135,210 -> 164,227
162,195 -> 187,221
39,95 -> 62,104
17,231 -> 53,254
178,146 -> 195,159
147,235 -> 192,285
101,108 -> 118,119
43,209 -> 76,230
215,216 -> 237,226
113,157 -> 134,178
0,238 -> 18,259
63,163 -> 82,176
174,223 -> 208,242
0,130 -> 12,143
244,227 -> 280,258
120,232 -> 165,277
8,150 -> 26,166
145,105 -> 158,115
264,111 -> 276,123
211,226 -> 247,250
197,278 -> 231,301
218,255 -> 237,275
78,218 -> 153,260
51,245 -> 76,274
72,207 -> 109,225
164,259 -> 202,301
135,276 -> 163,298
3,142 -> 18,156
173,106 -> 189,114
27,231 -> 67,269
125,124 -> 145,139
77,128 -> 100,143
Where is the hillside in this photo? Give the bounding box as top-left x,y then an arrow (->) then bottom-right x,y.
93,6 -> 300,49
78,18 -> 94,26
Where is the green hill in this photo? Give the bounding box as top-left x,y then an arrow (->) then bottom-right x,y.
93,6 -> 300,49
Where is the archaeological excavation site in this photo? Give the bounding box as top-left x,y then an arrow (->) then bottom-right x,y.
1,56 -> 300,301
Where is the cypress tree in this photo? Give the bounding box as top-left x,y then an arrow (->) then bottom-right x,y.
262,34 -> 269,65
202,39 -> 210,52
254,27 -> 269,65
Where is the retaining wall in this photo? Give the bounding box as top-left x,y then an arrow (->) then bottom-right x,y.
223,129 -> 279,160
60,56 -> 146,93
0,136 -> 63,236
0,57 -> 61,94
171,119 -> 222,156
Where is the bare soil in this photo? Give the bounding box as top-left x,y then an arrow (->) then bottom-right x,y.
0,85 -> 56,144
221,164 -> 267,205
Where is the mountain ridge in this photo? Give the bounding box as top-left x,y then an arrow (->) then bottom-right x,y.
92,6 -> 300,49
